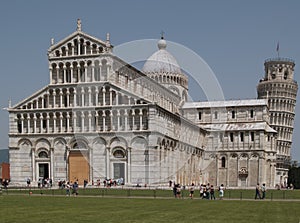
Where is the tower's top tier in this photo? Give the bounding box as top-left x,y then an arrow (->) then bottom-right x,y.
263,58 -> 295,82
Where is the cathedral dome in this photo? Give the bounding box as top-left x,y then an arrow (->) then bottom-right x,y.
142,38 -> 182,75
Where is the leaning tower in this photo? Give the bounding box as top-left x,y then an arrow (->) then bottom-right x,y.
257,58 -> 298,186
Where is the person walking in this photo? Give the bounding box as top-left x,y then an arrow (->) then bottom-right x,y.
173,183 -> 177,198
202,185 -> 207,199
26,178 -> 31,187
219,184 -> 225,200
199,184 -> 204,198
255,183 -> 261,199
65,182 -> 71,196
72,181 -> 79,196
261,183 -> 266,199
189,183 -> 195,199
176,184 -> 181,198
210,185 -> 216,200
206,183 -> 210,199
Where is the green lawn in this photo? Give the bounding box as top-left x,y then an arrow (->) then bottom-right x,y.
0,195 -> 300,223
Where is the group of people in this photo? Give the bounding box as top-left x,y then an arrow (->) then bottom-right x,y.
92,178 -> 124,187
172,182 -> 225,200
199,183 -> 225,200
37,178 -> 52,188
173,183 -> 183,198
64,181 -> 79,196
2,179 -> 9,189
255,183 -> 266,199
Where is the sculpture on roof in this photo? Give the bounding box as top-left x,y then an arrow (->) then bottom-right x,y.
77,18 -> 82,31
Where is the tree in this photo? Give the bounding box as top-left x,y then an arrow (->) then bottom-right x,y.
288,161 -> 300,189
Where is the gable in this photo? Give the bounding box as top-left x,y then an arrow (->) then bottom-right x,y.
9,81 -> 150,112
11,86 -> 49,110
48,30 -> 113,59
105,82 -> 151,105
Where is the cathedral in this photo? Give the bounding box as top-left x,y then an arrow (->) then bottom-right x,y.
8,20 -> 298,188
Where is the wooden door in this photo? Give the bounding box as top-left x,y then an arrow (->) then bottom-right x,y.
68,151 -> 89,185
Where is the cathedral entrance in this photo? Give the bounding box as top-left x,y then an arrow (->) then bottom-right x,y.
38,163 -> 49,180
113,163 -> 125,182
68,151 -> 89,185
111,148 -> 127,184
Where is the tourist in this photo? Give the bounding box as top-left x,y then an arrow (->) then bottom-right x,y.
84,180 -> 88,188
176,184 -> 181,198
199,184 -> 204,198
210,185 -> 216,200
189,183 -> 195,199
255,183 -> 261,199
261,183 -> 266,199
202,185 -> 207,199
173,183 -> 177,198
72,181 -> 79,196
2,179 -> 8,189
219,184 -> 225,200
206,183 -> 210,199
65,182 -> 71,196
26,178 -> 31,187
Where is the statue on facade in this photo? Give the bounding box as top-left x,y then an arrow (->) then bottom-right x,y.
77,19 -> 82,31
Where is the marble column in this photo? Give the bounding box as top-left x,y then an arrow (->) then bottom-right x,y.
31,148 -> 36,182
53,115 -> 57,133
33,114 -> 37,133
95,87 -> 99,106
124,110 -> 128,131
59,112 -> 63,132
81,87 -> 85,106
106,147 -> 110,179
81,111 -> 85,132
139,109 -> 143,130
50,148 -> 54,181
21,115 -> 24,133
127,147 -> 131,184
102,88 -> 106,105
70,65 -> 73,83
46,113 -> 50,133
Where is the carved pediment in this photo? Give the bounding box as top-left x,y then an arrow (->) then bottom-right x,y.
48,30 -> 113,59
10,81 -> 150,112
11,86 -> 49,110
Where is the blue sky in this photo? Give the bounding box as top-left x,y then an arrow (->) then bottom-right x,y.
0,0 -> 300,161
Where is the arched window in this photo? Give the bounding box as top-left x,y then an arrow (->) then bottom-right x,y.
38,151 -> 48,158
17,119 -> 22,133
214,111 -> 218,119
113,149 -> 126,158
271,73 -> 276,79
232,110 -> 235,119
250,109 -> 254,118
221,157 -> 226,168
